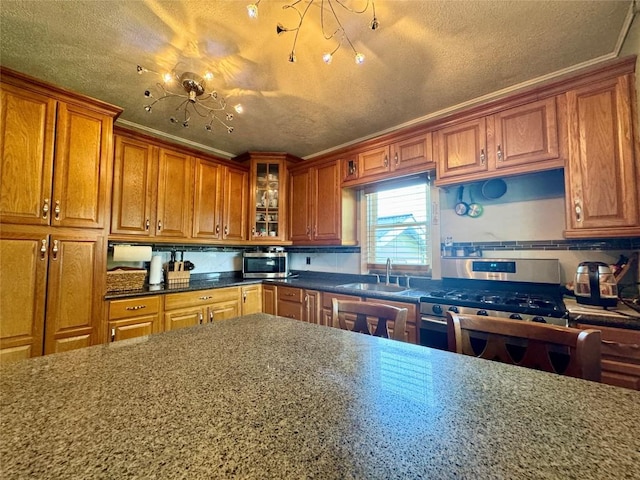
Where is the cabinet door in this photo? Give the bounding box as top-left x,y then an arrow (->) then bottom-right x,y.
392,133 -> 433,172
358,145 -> 390,178
108,315 -> 157,342
565,75 -> 639,236
0,229 -> 48,361
210,301 -> 241,321
435,117 -> 488,179
304,290 -> 321,324
165,307 -> 204,331
0,82 -> 56,226
242,284 -> 262,315
222,167 -> 249,242
53,102 -> 113,229
111,135 -> 155,236
289,169 -> 311,242
44,231 -> 105,354
192,158 -> 223,239
492,97 -> 561,170
156,148 -> 193,238
263,284 -> 277,315
312,162 -> 341,242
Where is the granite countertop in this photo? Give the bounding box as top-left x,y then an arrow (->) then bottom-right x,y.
1,314 -> 639,479
565,296 -> 640,330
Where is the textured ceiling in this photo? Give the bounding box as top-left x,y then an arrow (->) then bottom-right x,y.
0,1 -> 635,159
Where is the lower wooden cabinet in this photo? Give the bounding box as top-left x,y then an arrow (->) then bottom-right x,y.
263,284 -> 277,315
108,296 -> 161,342
575,323 -> 640,390
0,225 -> 106,362
320,292 -> 363,328
241,284 -> 262,315
164,287 -> 241,331
277,286 -> 320,323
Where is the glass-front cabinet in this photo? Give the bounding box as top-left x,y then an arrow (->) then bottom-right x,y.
236,152 -> 301,243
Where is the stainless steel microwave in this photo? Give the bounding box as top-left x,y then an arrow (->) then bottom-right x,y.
242,252 -> 288,278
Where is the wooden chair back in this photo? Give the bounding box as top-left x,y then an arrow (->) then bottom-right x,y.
332,299 -> 408,342
446,312 -> 602,381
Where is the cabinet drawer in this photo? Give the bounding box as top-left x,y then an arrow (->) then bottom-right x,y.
164,289 -> 218,310
278,286 -> 304,303
321,292 -> 362,309
278,301 -> 303,320
109,296 -> 160,320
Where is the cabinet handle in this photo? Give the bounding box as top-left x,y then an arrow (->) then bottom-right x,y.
209,310 -> 214,322
199,312 -> 204,324
145,219 -> 150,230
243,292 -> 247,303
224,225 -> 229,237
157,220 -> 162,231
42,199 -> 49,219
306,226 -> 310,236
348,160 -> 357,176
54,200 -> 61,221
111,328 -> 116,342
479,149 -> 486,165
51,239 -> 59,260
217,225 -> 221,234
394,153 -> 399,166
40,239 -> 47,260
198,296 -> 212,300
125,305 -> 147,311
383,155 -> 388,168
574,198 -> 583,223
496,145 -> 503,162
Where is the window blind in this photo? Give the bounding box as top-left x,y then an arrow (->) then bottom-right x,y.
365,181 -> 431,268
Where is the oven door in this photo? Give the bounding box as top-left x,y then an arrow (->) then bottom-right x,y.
419,315 -> 449,351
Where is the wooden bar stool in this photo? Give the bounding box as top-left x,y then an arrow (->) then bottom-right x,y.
332,298 -> 408,342
446,311 -> 602,381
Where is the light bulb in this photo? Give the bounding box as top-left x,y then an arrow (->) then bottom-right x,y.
144,105 -> 152,112
322,53 -> 333,64
234,104 -> 244,114
204,72 -> 214,81
162,72 -> 173,83
288,52 -> 297,63
247,3 -> 258,19
355,53 -> 365,65
227,126 -> 234,133
370,17 -> 379,30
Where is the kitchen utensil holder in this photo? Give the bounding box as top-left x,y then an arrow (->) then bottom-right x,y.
165,270 -> 190,286
106,267 -> 147,292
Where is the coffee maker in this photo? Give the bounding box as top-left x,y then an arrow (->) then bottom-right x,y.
574,261 -> 618,307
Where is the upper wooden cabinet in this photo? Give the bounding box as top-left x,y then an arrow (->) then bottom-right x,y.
342,132 -> 434,186
435,97 -> 565,185
192,159 -> 249,242
0,71 -> 119,229
290,159 -> 357,245
564,74 -> 640,238
111,134 -> 193,239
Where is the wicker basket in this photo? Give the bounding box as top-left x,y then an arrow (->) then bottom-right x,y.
106,267 -> 147,292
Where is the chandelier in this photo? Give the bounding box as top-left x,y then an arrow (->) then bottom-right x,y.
137,64 -> 243,134
246,0 -> 379,64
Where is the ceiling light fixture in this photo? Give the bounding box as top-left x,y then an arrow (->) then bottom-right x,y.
247,0 -> 378,65
137,64 -> 242,134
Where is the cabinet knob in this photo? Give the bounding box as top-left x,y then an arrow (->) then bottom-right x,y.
157,220 -> 162,231
199,312 -> 204,324
496,145 -> 503,162
479,149 -> 486,165
383,155 -> 388,168
54,200 -> 61,221
216,225 -> 221,234
51,239 -> 59,260
42,199 -> 49,219
224,225 -> 229,236
574,198 -> 583,223
394,153 -> 399,166
111,328 -> 116,342
145,218 -> 150,230
209,310 -> 214,322
40,239 -> 47,260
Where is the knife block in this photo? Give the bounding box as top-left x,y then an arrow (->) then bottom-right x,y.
165,269 -> 190,286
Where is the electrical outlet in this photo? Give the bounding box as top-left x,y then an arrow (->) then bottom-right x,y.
306,257 -> 311,265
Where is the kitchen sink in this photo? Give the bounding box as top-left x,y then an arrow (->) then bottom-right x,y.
336,282 -> 409,293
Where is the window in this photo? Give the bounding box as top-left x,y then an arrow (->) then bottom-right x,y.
365,178 -> 431,271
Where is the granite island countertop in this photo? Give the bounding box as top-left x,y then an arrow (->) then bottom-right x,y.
1,314 -> 639,479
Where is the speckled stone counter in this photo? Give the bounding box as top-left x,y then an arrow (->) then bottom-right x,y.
565,296 -> 640,330
2,315 -> 639,479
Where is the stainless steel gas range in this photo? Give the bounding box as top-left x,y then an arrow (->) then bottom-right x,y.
419,258 -> 568,350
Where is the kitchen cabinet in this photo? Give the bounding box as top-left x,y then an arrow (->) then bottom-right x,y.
0,72 -> 119,229
321,292 -> 363,328
263,284 -> 277,315
0,225 -> 106,362
235,152 -> 302,243
108,296 -> 161,342
575,323 -> 640,390
435,97 -> 565,185
289,159 -> 357,245
241,284 -> 262,315
564,74 -> 640,238
277,286 -> 320,323
193,158 -> 248,242
111,133 -> 193,239
164,287 -> 241,331
343,132 -> 434,186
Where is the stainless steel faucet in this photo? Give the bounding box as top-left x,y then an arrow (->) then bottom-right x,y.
385,258 -> 392,285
